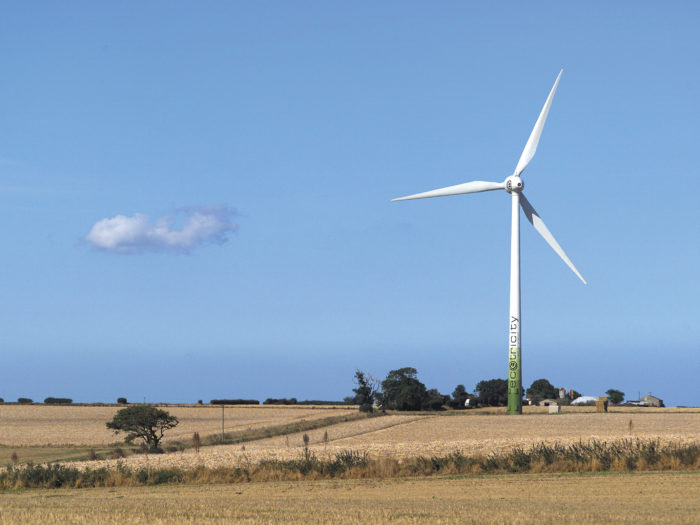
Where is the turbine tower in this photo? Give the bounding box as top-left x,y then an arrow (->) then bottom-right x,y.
393,70 -> 585,415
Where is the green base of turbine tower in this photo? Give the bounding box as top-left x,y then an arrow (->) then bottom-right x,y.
507,347 -> 522,414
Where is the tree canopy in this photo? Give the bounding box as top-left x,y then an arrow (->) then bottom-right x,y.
606,389 -> 625,405
378,367 -> 428,411
352,370 -> 379,412
106,405 -> 178,452
475,379 -> 508,406
527,379 -> 558,401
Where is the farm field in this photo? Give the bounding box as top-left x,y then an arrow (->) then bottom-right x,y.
1,405 -> 698,470
0,471 -> 698,524
0,404 -> 356,447
72,407 -> 700,471
0,404 -> 356,464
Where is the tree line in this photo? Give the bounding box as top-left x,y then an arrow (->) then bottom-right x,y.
347,367 -> 625,411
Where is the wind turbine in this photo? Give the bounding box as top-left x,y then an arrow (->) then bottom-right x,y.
392,70 -> 585,415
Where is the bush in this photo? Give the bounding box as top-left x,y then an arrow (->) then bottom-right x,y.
44,397 -> 72,404
0,398 -> 4,404
117,397 -> 127,404
359,403 -> 373,413
17,397 -> 32,404
197,400 -> 203,404
210,399 -> 260,405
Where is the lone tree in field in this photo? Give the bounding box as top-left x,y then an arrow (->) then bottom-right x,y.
106,405 -> 178,452
606,389 -> 625,405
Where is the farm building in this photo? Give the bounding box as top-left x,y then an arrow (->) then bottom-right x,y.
640,395 -> 664,407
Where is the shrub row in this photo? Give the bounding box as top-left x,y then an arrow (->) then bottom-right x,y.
210,399 -> 260,405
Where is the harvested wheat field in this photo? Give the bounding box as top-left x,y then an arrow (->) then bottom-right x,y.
0,471 -> 698,524
68,407 -> 700,472
0,405 -> 355,447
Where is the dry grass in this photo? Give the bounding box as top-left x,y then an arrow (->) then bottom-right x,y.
0,405 -> 356,447
0,471 -> 697,524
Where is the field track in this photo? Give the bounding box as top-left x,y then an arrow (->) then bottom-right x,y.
0,471 -> 697,524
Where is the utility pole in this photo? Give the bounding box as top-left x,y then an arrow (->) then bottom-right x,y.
221,404 -> 225,443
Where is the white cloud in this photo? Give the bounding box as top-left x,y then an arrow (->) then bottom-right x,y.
84,206 -> 237,254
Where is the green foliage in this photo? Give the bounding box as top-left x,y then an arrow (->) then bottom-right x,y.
210,399 -> 260,405
378,367 -> 428,411
423,388 -> 449,411
17,397 -> 32,404
44,397 -> 72,404
117,397 -> 127,404
475,379 -> 508,406
527,379 -> 558,401
606,389 -> 625,405
106,406 -> 179,452
0,398 -> 4,403
352,370 -> 378,411
263,398 -> 297,405
449,384 -> 469,409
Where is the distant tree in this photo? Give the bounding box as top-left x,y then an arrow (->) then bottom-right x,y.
117,397 -> 127,405
475,379 -> 508,406
423,388 -> 449,411
378,367 -> 428,411
352,370 -> 379,412
17,397 -> 32,404
44,397 -> 72,404
106,405 -> 179,452
0,398 -> 4,404
449,384 -> 470,409
527,379 -> 558,401
606,389 -> 625,405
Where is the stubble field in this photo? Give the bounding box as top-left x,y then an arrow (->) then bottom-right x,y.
0,404 -> 356,447
1,471 -> 698,524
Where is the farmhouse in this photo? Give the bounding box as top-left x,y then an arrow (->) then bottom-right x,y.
640,395 -> 664,407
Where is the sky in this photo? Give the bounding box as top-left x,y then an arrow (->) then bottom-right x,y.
1,2 -> 698,406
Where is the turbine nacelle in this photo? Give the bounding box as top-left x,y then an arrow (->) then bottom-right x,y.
504,176 -> 524,194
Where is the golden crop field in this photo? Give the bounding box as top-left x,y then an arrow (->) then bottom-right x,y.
0,471 -> 698,524
65,407 -> 700,472
0,404 -> 356,447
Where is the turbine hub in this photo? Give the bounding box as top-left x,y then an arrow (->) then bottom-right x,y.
505,176 -> 524,194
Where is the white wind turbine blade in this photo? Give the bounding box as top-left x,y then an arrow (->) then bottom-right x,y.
392,180 -> 505,201
513,70 -> 563,177
520,192 -> 586,284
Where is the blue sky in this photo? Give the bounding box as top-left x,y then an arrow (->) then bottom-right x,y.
1,2 -> 698,406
